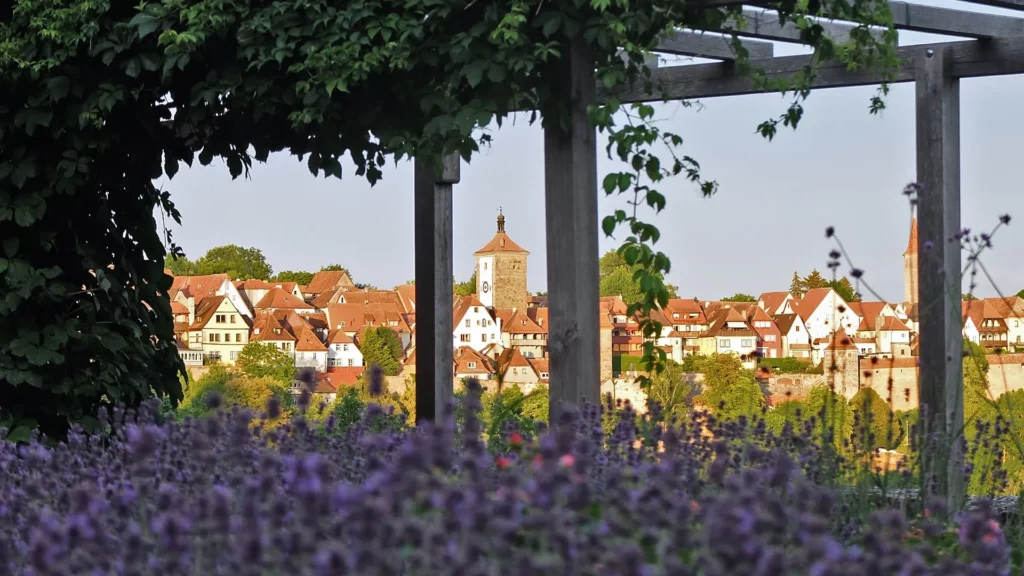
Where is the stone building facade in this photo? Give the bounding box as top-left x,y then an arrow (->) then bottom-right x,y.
475,211 -> 529,311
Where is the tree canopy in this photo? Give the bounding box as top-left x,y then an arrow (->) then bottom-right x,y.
235,342 -> 296,386
693,354 -> 765,422
454,272 -> 477,297
646,360 -> 697,421
850,387 -> 901,450
164,253 -> 197,276
275,270 -> 315,285
721,293 -> 755,303
360,327 -> 403,376
0,0 -> 898,436
599,249 -> 678,303
195,245 -> 273,281
789,270 -> 859,301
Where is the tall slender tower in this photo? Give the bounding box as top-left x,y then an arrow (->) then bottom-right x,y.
903,215 -> 919,307
474,210 -> 529,310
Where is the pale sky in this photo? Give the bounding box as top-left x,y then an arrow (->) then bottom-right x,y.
156,0 -> 1024,302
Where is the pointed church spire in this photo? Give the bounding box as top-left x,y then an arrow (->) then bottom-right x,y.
905,214 -> 918,256
497,207 -> 505,233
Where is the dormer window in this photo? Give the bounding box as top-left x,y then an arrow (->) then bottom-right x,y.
274,328 -> 281,334
468,361 -> 477,368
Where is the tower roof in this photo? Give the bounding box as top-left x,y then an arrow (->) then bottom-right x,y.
474,210 -> 529,255
904,217 -> 918,256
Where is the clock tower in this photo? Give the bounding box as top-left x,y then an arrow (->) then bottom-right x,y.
474,210 -> 529,310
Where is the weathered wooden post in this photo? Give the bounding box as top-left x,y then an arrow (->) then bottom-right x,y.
414,152 -> 459,423
544,37 -> 601,422
915,44 -> 965,511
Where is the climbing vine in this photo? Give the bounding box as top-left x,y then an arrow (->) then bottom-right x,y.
0,0 -> 898,435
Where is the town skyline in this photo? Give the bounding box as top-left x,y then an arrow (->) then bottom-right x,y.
155,4 -> 1024,301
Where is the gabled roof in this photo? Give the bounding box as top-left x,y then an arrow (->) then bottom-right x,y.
502,308 -> 546,334
255,287 -> 310,310
189,296 -> 226,330
528,357 -> 550,380
327,329 -> 355,344
773,313 -> 800,335
527,307 -> 549,329
453,295 -> 490,325
758,292 -> 791,314
236,279 -> 273,291
326,303 -> 366,332
395,284 -> 417,313
306,270 -> 355,295
496,348 -> 537,378
170,301 -> 189,315
294,326 -> 328,352
454,346 -> 493,375
847,301 -> 891,332
797,288 -> 835,320
170,274 -> 229,303
878,316 -> 910,331
251,314 -> 297,342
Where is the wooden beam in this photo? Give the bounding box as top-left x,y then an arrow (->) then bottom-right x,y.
414,153 -> 458,424
712,8 -> 883,44
544,36 -> 602,422
915,43 -> 965,513
957,0 -> 1024,11
609,36 -> 1024,102
655,30 -> 774,60
888,1 -> 1024,38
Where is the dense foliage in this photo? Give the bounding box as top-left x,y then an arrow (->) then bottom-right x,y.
759,357 -> 823,375
0,0 -> 898,435
235,342 -> 297,386
359,327 -> 404,376
1,384 -> 1018,575
851,387 -> 902,450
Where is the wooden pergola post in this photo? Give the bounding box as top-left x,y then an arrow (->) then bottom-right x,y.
915,44 -> 965,510
414,153 -> 459,423
543,37 -> 602,422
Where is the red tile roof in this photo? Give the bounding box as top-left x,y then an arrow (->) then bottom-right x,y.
527,357 -> 550,381
188,296 -> 226,330
326,303 -> 366,332
527,307 -> 549,329
474,232 -> 529,255
170,274 -> 229,303
306,270 -> 355,295
255,288 -> 311,310
294,326 -> 328,352
454,346 -> 493,375
327,329 -> 354,344
878,316 -> 910,332
395,284 -> 417,313
453,295 -> 489,325
250,314 -> 296,342
170,301 -> 189,315
758,292 -> 791,314
323,366 -> 365,386
828,328 -> 858,351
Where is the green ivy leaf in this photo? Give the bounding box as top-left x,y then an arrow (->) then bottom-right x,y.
601,216 -> 616,237
46,76 -> 72,101
5,425 -> 32,444
130,13 -> 163,39
602,173 -> 618,194
0,258 -> 8,274
3,237 -> 18,257
462,61 -> 486,88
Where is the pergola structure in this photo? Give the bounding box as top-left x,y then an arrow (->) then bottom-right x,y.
414,0 -> 1024,501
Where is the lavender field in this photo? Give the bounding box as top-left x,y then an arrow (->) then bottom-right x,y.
1,374 -> 1018,576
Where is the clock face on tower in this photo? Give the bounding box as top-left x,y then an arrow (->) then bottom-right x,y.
481,281 -> 490,294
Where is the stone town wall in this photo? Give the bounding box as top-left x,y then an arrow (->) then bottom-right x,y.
492,253 -> 528,311
762,373 -> 824,404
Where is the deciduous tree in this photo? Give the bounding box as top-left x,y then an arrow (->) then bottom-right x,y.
721,293 -> 756,302
275,270 -> 315,285
646,361 -> 698,421
850,387 -> 901,450
454,272 -> 477,297
235,342 -> 295,386
195,245 -> 272,281
695,354 -> 765,422
164,253 -> 197,276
